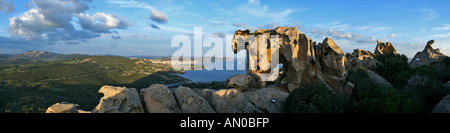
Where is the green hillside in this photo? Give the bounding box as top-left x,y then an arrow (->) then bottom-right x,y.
0,55 -> 188,113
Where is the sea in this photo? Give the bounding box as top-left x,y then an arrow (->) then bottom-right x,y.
172,60 -> 247,83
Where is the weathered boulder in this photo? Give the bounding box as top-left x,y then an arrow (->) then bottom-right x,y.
140,84 -> 181,113
226,74 -> 256,91
242,87 -> 289,113
232,27 -> 348,92
374,41 -> 397,55
366,69 -> 394,88
341,81 -> 355,96
174,86 -> 215,113
45,101 -> 90,113
198,89 -> 216,106
346,48 -> 383,69
409,40 -> 447,68
212,89 -> 260,113
92,85 -> 144,113
432,95 -> 450,113
317,37 -> 347,92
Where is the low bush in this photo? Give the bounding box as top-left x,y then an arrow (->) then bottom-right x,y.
282,82 -> 349,113
351,86 -> 422,113
404,75 -> 450,112
372,53 -> 409,84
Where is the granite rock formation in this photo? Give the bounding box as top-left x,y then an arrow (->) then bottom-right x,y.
92,85 -> 144,113
374,41 -> 397,55
232,27 -> 348,93
140,84 -> 181,113
409,40 -> 447,68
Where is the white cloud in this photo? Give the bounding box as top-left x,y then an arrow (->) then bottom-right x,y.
420,8 -> 440,21
6,0 -> 128,45
327,28 -> 362,40
387,33 -> 397,38
105,0 -> 154,9
209,20 -> 226,27
357,36 -> 377,43
234,1 -> 302,23
0,0 -> 14,13
432,24 -> 450,31
150,9 -> 169,24
354,25 -> 392,33
76,12 -> 131,33
232,23 -> 249,29
428,33 -> 450,39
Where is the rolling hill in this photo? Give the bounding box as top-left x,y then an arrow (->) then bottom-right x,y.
0,55 -> 188,113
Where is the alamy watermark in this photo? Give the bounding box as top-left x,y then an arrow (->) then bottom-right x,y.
170,27 -> 279,81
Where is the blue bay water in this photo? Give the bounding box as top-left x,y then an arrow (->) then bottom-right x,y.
177,60 -> 246,82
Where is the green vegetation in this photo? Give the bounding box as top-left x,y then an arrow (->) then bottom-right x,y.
351,86 -> 422,113
0,55 -> 188,113
281,56 -> 450,113
372,53 -> 409,84
346,67 -> 375,94
282,82 -> 348,113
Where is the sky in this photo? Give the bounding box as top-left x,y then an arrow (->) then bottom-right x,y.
0,0 -> 449,57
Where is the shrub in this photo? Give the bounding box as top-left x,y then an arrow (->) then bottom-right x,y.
282,82 -> 348,113
352,86 -> 422,113
346,67 -> 375,99
430,57 -> 450,82
393,65 -> 437,89
372,53 -> 409,84
404,75 -> 450,112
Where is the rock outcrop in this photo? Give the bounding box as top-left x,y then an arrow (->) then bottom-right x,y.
211,89 -> 259,113
432,95 -> 450,113
346,48 -> 383,69
409,40 -> 447,68
174,86 -> 215,113
366,69 -> 394,88
242,87 -> 289,113
45,101 -> 90,113
317,37 -> 347,92
92,86 -> 144,113
141,84 -> 181,113
232,27 -> 348,93
374,41 -> 397,55
225,74 -> 257,91
47,83 -> 293,113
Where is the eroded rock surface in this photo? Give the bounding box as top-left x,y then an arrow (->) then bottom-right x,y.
174,86 -> 215,113
211,89 -> 259,113
141,84 -> 181,113
92,85 -> 144,113
232,27 -> 347,93
409,40 -> 447,68
374,41 -> 397,55
45,101 -> 90,113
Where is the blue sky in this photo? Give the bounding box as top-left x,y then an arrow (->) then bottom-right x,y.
0,0 -> 449,57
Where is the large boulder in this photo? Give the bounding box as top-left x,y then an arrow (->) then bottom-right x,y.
242,87 -> 289,113
432,95 -> 450,113
45,101 -> 90,113
317,37 -> 347,92
140,84 -> 181,113
226,74 -> 256,91
409,40 -> 447,68
174,86 -> 215,113
232,27 -> 348,92
366,69 -> 393,88
211,89 -> 260,113
92,85 -> 144,113
346,48 -> 383,69
374,41 -> 397,55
